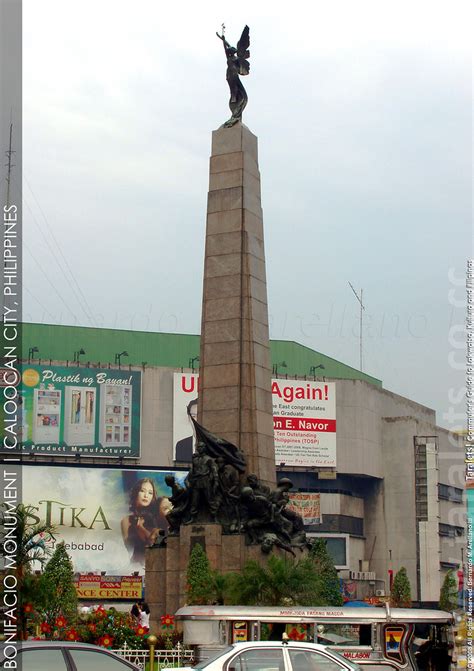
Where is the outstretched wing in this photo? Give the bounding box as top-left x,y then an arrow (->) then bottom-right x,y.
237,24 -> 250,61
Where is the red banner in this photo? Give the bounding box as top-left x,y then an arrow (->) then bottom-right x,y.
273,417 -> 336,432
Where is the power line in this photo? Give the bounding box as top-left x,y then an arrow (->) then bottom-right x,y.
23,173 -> 98,327
10,174 -> 98,327
24,242 -> 79,323
24,286 -> 56,320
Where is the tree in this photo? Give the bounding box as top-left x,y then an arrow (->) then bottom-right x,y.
1,503 -> 55,581
186,543 -> 215,605
41,542 -> 78,623
439,570 -> 457,611
390,567 -> 412,607
1,503 -> 55,638
226,554 -> 325,606
309,539 -> 344,606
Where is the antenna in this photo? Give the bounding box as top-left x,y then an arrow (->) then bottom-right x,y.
348,282 -> 365,371
5,121 -> 15,209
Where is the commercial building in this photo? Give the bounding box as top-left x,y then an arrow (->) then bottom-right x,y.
13,322 -> 465,606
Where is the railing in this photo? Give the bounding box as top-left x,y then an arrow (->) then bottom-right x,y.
112,641 -> 195,669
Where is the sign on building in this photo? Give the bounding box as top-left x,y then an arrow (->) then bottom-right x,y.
22,465 -> 187,575
18,364 -> 142,458
173,374 -> 336,467
272,380 -> 336,467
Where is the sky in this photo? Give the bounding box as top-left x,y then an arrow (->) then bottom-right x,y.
17,0 -> 472,429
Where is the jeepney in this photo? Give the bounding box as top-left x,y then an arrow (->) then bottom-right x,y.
175,605 -> 455,670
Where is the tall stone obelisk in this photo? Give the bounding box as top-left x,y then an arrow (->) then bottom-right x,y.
198,122 -> 276,489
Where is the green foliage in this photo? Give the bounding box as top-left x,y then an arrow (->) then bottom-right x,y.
390,567 -> 412,607
1,503 -> 55,578
439,570 -> 457,611
186,543 -> 216,605
309,539 -> 344,606
1,503 -> 55,638
225,554 -> 328,607
41,542 -> 78,622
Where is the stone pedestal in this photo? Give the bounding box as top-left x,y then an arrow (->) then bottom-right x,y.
198,123 -> 275,489
146,524 -> 287,629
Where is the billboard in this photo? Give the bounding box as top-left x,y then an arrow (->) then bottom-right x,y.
18,364 -> 142,458
272,380 -> 336,467
287,493 -> 321,525
173,373 -> 199,462
173,373 -> 336,467
22,465 -> 187,575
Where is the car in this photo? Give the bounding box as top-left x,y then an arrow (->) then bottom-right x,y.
1,641 -> 141,671
163,640 -> 363,671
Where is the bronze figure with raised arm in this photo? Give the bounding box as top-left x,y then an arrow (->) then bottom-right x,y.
216,25 -> 250,127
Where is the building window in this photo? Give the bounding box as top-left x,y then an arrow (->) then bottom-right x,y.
438,523 -> 464,538
308,534 -> 348,569
438,484 -> 463,503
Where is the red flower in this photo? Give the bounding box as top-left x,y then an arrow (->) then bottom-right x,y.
65,628 -> 79,641
40,622 -> 52,634
97,634 -> 114,648
95,606 -> 107,618
135,626 -> 148,636
55,616 -> 67,628
23,603 -> 34,614
87,623 -> 97,632
160,614 -> 175,628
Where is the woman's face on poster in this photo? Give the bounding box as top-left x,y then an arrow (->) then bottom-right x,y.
136,481 -> 154,508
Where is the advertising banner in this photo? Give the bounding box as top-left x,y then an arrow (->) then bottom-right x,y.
18,364 -> 142,458
272,380 -> 336,467
173,373 -> 199,462
173,374 -> 336,467
74,575 -> 143,600
287,492 -> 321,525
22,465 -> 187,575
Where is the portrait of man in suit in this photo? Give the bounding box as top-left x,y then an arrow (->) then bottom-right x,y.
174,397 -> 198,463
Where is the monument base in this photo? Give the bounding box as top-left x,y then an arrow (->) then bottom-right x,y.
145,525 -> 290,630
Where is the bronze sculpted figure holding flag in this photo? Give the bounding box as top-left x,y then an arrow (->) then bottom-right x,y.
216,25 -> 250,127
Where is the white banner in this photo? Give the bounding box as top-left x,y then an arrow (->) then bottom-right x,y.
272,380 -> 336,467
173,374 -> 336,468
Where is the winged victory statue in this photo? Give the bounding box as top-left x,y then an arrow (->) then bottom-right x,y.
216,25 -> 250,127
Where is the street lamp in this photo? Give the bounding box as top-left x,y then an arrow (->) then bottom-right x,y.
189,356 -> 200,371
115,351 -> 129,366
272,361 -> 287,375
28,346 -> 39,361
73,348 -> 86,363
309,364 -> 325,376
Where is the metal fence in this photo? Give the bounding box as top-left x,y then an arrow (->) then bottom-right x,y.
112,641 -> 195,669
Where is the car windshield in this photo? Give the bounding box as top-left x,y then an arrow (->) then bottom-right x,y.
194,646 -> 234,669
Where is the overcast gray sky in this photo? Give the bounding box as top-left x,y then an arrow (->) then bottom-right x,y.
19,0 -> 472,429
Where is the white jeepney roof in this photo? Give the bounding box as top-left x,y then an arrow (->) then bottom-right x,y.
174,605 -> 453,624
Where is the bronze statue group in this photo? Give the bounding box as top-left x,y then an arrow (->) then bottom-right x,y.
162,418 -> 310,556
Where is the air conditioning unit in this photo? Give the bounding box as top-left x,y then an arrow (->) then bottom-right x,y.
375,589 -> 386,597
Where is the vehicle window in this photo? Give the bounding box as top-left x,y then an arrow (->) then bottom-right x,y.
289,650 -> 346,671
227,647 -> 285,671
316,624 -> 370,646
19,648 -> 68,671
195,646 -> 234,669
69,649 -> 133,670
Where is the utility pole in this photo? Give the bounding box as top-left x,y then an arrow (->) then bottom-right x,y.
348,282 -> 365,371
5,121 -> 15,209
